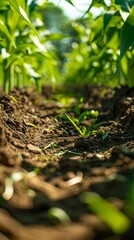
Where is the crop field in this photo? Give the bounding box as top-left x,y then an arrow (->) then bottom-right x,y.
0,1 -> 134,240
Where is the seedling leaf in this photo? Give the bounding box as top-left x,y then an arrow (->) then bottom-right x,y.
0,19 -> 16,47
9,0 -> 19,11
27,123 -> 37,128
120,6 -> 134,61
65,114 -> 84,136
10,95 -> 17,102
81,192 -> 130,234
9,0 -> 39,39
48,207 -> 71,224
18,6 -> 40,39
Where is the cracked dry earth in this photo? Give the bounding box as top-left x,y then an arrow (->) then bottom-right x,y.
0,85 -> 134,240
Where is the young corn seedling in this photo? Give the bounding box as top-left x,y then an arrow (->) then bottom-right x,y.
65,113 -> 103,137
78,110 -> 99,124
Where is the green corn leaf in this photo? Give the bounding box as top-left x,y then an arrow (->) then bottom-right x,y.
65,114 -> 84,136
65,0 -> 75,8
126,5 -> 134,26
44,33 -> 69,41
4,54 -> 19,69
9,0 -> 39,39
18,6 -> 39,37
79,0 -> 107,19
90,16 -> 103,42
120,6 -> 134,61
81,192 -> 130,234
115,0 -> 134,12
0,0 -> 10,9
0,19 -> 16,47
85,0 -> 107,12
8,0 -> 19,11
104,10 -> 121,33
26,122 -> 37,128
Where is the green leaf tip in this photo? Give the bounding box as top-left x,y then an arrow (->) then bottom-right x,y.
81,192 -> 131,234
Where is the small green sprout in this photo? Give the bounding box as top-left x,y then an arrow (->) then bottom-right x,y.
48,207 -> 71,224
78,110 -> 99,123
44,142 -> 58,149
26,122 -> 37,128
65,114 -> 103,137
10,95 -> 17,102
89,110 -> 99,118
65,113 -> 85,136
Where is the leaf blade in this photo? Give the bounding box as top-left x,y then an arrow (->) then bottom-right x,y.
0,19 -> 16,47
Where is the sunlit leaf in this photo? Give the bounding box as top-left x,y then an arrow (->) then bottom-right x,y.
9,0 -> 39,39
44,33 -> 69,41
115,0 -> 134,12
24,63 -> 40,78
7,9 -> 20,33
105,27 -> 120,49
30,35 -> 46,52
81,192 -> 130,234
18,6 -> 39,39
8,0 -> 19,11
4,54 -> 20,69
120,6 -> 134,61
126,5 -> 134,26
80,0 -> 108,19
90,16 -> 103,42
0,19 -> 16,47
0,0 -> 10,9
104,10 -> 121,33
48,207 -> 71,224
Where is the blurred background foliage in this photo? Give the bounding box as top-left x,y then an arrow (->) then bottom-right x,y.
0,0 -> 134,92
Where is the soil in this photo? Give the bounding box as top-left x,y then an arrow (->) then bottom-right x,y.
0,84 -> 134,240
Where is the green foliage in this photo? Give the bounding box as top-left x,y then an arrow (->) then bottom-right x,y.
63,0 -> 134,87
101,0 -> 134,86
48,207 -> 71,224
81,192 -> 130,234
0,0 -> 134,91
0,0 -> 60,92
65,113 -> 103,137
63,15 -> 119,86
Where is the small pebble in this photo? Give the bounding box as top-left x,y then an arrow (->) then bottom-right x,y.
27,144 -> 42,153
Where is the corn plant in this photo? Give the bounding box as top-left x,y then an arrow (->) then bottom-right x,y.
63,14 -> 120,86
63,0 -> 134,87
65,113 -> 103,137
0,0 -> 60,92
1,0 -> 134,92
103,0 -> 134,87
